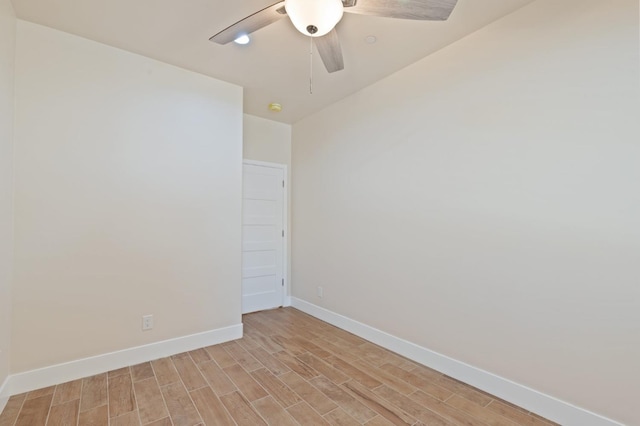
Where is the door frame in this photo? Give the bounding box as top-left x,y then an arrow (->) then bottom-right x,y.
242,159 -> 288,308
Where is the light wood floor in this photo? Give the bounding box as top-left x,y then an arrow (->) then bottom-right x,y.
0,307 -> 557,426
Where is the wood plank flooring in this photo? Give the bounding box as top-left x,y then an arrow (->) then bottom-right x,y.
0,308 -> 557,426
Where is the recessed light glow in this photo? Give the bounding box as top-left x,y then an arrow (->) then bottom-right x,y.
268,103 -> 283,112
234,34 -> 250,45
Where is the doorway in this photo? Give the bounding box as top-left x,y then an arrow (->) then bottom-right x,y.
241,160 -> 287,314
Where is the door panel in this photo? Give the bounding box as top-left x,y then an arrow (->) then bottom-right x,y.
241,163 -> 285,314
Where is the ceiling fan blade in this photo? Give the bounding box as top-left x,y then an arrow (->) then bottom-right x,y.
314,29 -> 344,73
210,1 -> 287,45
344,0 -> 458,21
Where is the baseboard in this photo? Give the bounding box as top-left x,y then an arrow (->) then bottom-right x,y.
283,296 -> 292,307
0,323 -> 242,399
0,376 -> 9,414
291,297 -> 622,426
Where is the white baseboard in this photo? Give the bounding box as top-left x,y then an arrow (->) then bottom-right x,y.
0,323 -> 242,399
0,376 -> 9,414
283,296 -> 292,307
291,297 -> 622,426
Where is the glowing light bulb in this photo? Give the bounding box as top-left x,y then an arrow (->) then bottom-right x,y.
285,0 -> 344,37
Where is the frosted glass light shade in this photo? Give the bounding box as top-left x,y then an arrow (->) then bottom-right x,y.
285,0 -> 344,37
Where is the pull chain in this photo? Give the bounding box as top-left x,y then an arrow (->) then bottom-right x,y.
309,37 -> 313,95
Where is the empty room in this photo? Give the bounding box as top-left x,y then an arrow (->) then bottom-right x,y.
0,0 -> 638,425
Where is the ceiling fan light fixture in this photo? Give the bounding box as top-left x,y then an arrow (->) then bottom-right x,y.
285,0 -> 344,37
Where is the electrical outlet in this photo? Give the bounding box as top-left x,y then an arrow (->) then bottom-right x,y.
317,286 -> 323,298
142,315 -> 154,331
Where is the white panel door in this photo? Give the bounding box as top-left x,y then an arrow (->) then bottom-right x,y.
242,162 -> 285,314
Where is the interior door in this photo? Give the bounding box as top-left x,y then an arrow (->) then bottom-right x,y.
242,162 -> 285,314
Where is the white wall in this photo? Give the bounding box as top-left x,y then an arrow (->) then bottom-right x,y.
12,21 -> 243,373
0,0 -> 16,393
243,114 -> 292,166
243,114 -> 293,297
292,0 -> 639,424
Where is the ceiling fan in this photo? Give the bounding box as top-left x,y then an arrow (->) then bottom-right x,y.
209,0 -> 459,73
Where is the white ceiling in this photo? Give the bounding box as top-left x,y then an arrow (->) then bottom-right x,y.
11,0 -> 535,123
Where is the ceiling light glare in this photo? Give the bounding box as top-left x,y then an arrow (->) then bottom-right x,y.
285,0 -> 344,37
234,34 -> 250,45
